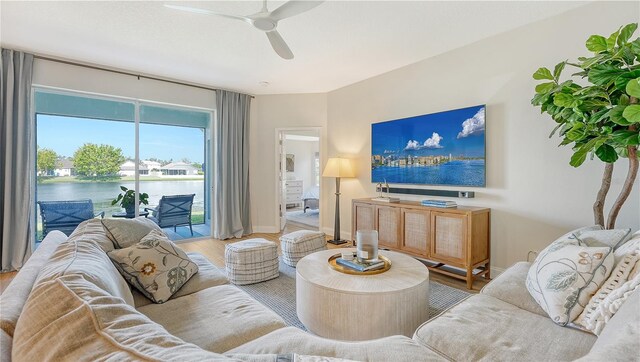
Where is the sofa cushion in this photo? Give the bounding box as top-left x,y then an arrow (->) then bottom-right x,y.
101,217 -> 162,249
480,261 -> 547,317
227,354 -> 356,362
413,294 -> 596,362
108,230 -> 198,304
228,326 -> 447,361
34,233 -> 135,307
614,234 -> 640,264
133,252 -> 229,307
0,230 -> 66,337
526,235 -> 613,325
138,284 -> 287,353
1,329 -> 11,362
576,228 -> 632,250
12,275 -> 235,361
575,289 -> 640,361
69,218 -> 116,252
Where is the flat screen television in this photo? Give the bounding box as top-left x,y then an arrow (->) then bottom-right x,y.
371,105 -> 485,187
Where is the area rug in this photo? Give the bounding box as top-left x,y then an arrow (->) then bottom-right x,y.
235,259 -> 471,330
286,210 -> 319,229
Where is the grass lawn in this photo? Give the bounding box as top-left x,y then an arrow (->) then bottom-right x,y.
38,176 -> 204,184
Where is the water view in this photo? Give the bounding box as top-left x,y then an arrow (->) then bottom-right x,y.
371,159 -> 485,186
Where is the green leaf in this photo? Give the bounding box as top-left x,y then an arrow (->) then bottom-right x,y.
610,105 -> 632,126
566,123 -> 585,141
622,105 -> 640,123
588,64 -> 626,86
554,93 -> 574,107
606,26 -> 622,51
617,23 -> 638,46
614,70 -> 640,91
533,67 -> 554,80
549,123 -> 563,138
120,185 -> 127,192
586,35 -> 608,53
626,78 -> 640,98
612,130 -> 640,146
553,61 -> 566,80
631,38 -> 640,56
570,138 -> 599,167
595,144 -> 619,163
620,94 -> 630,106
535,82 -> 555,93
531,92 -> 550,106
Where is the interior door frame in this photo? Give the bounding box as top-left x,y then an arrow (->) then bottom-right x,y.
274,127 -> 323,231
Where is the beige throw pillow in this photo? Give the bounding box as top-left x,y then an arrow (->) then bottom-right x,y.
576,228 -> 632,250
576,249 -> 640,335
526,233 -> 614,326
102,217 -> 162,249
108,230 -> 198,303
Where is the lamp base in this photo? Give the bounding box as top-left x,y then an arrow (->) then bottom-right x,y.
327,239 -> 349,245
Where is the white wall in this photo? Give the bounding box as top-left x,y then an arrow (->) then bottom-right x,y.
249,94 -> 327,232
323,1 -> 640,271
284,139 -> 319,191
32,59 -> 215,109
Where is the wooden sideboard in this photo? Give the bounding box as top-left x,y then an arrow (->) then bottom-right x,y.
351,198 -> 491,289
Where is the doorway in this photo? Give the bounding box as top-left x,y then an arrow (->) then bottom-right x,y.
276,128 -> 321,231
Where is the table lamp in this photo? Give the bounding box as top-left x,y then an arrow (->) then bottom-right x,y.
322,158 -> 355,245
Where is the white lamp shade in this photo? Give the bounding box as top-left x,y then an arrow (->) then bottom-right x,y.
322,158 -> 355,178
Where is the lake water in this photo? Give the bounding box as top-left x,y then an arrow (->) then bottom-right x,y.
37,180 -> 206,217
371,160 -> 485,186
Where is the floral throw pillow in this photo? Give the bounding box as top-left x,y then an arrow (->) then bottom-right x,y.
108,230 -> 198,303
526,233 -> 614,326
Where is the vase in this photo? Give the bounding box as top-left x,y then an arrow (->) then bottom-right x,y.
124,205 -> 135,216
356,230 -> 379,263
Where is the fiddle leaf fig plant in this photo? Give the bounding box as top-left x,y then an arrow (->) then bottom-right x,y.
532,23 -> 640,229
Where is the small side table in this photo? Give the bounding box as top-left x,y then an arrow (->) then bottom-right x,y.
111,211 -> 149,219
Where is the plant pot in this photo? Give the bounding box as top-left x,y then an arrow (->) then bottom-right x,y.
124,205 -> 136,216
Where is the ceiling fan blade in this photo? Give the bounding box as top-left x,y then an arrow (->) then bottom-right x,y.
266,30 -> 294,60
164,4 -> 251,23
270,1 -> 324,21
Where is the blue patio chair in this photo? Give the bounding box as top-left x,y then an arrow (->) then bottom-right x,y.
38,199 -> 105,237
145,194 -> 196,235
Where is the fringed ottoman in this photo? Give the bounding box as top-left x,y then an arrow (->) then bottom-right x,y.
225,238 -> 279,285
279,230 -> 327,267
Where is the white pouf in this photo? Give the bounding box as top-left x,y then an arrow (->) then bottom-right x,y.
225,238 -> 279,285
279,230 -> 327,267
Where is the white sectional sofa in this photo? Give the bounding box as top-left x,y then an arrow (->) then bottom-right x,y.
1,219 -> 638,361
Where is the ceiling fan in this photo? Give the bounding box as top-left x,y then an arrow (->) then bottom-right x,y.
165,0 -> 325,60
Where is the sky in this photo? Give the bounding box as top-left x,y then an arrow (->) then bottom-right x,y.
37,115 -> 205,163
371,105 -> 485,158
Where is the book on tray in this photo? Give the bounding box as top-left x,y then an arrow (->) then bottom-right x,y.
421,199 -> 457,208
336,257 -> 385,272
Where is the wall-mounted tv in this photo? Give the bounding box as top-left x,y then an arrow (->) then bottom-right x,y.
371,105 -> 485,187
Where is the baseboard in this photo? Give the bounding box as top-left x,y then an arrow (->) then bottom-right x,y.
490,266 -> 505,278
252,226 -> 280,233
321,227 -> 352,242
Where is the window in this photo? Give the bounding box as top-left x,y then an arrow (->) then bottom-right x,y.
34,89 -> 212,241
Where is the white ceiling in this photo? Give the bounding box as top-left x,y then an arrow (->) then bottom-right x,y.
1,1 -> 588,95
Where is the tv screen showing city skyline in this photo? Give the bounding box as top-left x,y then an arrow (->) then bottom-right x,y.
371,105 -> 486,187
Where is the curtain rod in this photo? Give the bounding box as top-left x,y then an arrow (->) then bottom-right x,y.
33,54 -> 255,98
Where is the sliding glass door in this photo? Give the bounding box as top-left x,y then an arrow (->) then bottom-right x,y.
34,89 -> 212,242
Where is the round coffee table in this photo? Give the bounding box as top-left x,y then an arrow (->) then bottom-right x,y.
296,248 -> 429,341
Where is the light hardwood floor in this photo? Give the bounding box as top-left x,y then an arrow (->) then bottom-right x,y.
0,223 -> 486,295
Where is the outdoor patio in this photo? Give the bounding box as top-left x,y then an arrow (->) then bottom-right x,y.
163,223 -> 211,241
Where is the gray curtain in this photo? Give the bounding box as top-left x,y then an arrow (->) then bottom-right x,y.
1,49 -> 35,272
214,90 -> 252,239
